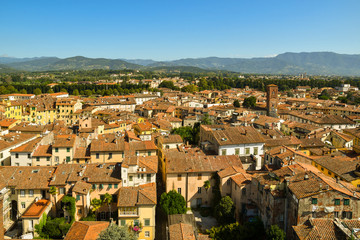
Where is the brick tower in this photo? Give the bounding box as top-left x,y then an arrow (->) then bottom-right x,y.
266,84 -> 278,117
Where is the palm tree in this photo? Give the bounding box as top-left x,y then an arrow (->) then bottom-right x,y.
203,180 -> 211,193
49,186 -> 58,216
90,198 -> 102,220
102,193 -> 113,220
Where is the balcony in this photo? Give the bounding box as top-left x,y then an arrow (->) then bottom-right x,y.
119,209 -> 138,217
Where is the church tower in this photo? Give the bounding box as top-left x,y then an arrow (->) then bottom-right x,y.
266,84 -> 278,117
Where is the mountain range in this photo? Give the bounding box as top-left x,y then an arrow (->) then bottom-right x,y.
1,52 -> 360,76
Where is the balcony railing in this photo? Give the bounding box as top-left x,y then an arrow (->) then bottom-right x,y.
119,210 -> 138,216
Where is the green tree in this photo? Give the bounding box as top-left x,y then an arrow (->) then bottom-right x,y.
214,196 -> 235,224
49,186 -> 58,216
318,89 -> 330,100
60,88 -> 68,93
203,180 -> 211,193
34,88 -> 42,95
201,113 -> 212,125
209,218 -> 265,240
20,89 -> 27,94
91,198 -> 102,218
233,99 -> 240,108
266,225 -> 286,240
84,89 -> 93,96
182,84 -> 199,93
287,91 -> 294,97
73,89 -> 80,96
243,96 -> 256,108
47,88 -> 54,93
97,224 -> 137,240
160,190 -> 186,215
102,193 -> 113,219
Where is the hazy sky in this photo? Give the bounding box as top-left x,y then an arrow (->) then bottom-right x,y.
1,0 -> 359,60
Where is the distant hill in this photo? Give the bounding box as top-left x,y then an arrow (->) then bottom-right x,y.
2,52 -> 360,75
0,56 -> 55,64
146,65 -> 223,74
148,52 -> 360,76
0,64 -> 20,73
6,56 -> 142,71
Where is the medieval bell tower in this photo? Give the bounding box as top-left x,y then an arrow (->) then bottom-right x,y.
266,84 -> 278,117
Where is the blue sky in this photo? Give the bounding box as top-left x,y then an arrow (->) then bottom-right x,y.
1,0 -> 359,60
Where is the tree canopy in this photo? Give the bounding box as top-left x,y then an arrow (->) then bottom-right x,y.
266,225 -> 286,240
214,196 -> 235,224
160,190 -> 186,215
97,224 -> 137,240
243,96 -> 257,108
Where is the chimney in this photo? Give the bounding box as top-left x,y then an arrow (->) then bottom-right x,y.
304,173 -> 309,180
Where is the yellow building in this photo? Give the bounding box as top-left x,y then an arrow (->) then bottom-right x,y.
22,97 -> 57,125
2,100 -> 22,120
311,155 -> 360,187
344,128 -> 360,153
118,183 -> 156,240
56,98 -> 83,125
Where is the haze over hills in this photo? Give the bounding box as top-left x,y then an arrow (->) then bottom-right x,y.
1,52 -> 360,75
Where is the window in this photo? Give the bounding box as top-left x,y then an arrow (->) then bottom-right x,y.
235,148 -> 240,155
67,148 -> 70,152
47,157 -> 50,162
227,179 -> 231,186
108,153 -> 112,159
114,184 -> 118,188
198,173 -> 202,180
21,202 -> 26,209
342,211 -> 353,219
254,147 -> 258,155
134,220 -> 139,226
20,190 -> 25,197
144,218 -> 150,226
15,153 -> 19,158
148,151 -> 151,156
334,211 -> 339,218
55,156 -> 59,162
92,184 -> 97,190
245,148 -> 250,155
76,195 -> 80,201
178,188 -> 181,194
177,174 -> 182,181
36,157 -> 40,162
198,187 -> 202,194
55,148 -> 58,153
28,154 -> 31,158
78,209 -> 82,214
11,188 -> 15,194
221,149 -> 227,155
335,199 -> 340,205
66,156 -> 70,162
108,184 -> 112,189
146,174 -> 151,182
59,188 -> 65,194
344,199 -> 350,205
145,231 -> 150,237
312,198 -> 318,204
120,220 -> 126,226
99,184 -> 104,189
96,153 -> 100,159
29,190 -> 34,197
129,176 -> 133,181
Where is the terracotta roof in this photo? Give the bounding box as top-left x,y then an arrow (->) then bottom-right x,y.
72,181 -> 92,194
32,145 -> 52,157
0,118 -> 19,128
53,134 -> 77,148
0,166 -> 55,189
0,133 -> 37,151
160,134 -> 183,144
73,147 -> 91,159
64,221 -> 110,240
166,149 -> 243,173
22,199 -> 51,219
117,183 -> 156,207
218,165 -> 245,178
169,223 -> 196,240
293,218 -> 347,240
10,137 -> 41,153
